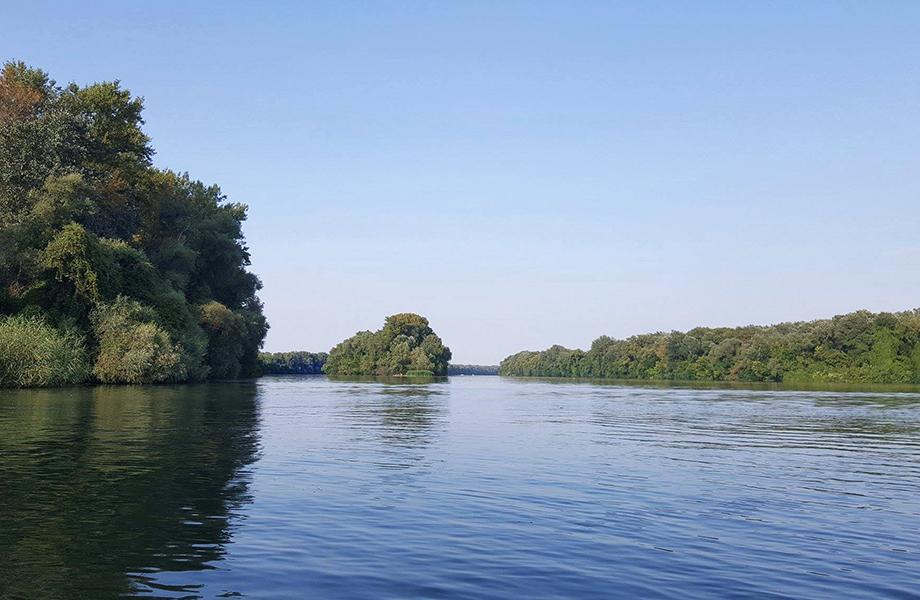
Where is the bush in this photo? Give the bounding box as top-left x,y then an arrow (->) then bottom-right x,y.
91,296 -> 183,384
0,315 -> 89,387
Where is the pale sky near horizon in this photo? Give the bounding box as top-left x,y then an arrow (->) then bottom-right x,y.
3,1 -> 919,363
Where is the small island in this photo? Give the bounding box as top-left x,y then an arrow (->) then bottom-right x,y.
323,313 -> 451,377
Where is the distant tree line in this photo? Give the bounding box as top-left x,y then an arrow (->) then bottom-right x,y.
259,351 -> 327,375
500,309 -> 920,384
324,313 -> 451,376
0,62 -> 266,387
447,364 -> 499,375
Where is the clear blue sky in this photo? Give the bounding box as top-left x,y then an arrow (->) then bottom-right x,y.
4,1 -> 919,363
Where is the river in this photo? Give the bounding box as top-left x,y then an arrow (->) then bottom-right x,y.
1,376 -> 918,598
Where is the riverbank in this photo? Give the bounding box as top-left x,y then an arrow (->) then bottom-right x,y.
500,308 -> 920,385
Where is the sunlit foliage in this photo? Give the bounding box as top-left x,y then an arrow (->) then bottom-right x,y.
0,315 -> 89,387
324,313 -> 451,376
0,62 -> 267,385
500,309 -> 920,384
91,297 -> 183,384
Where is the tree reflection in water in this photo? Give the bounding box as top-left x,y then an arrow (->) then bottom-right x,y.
329,377 -> 448,472
0,383 -> 261,599
377,383 -> 447,450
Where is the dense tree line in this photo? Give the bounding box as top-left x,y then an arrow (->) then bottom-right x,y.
500,309 -> 920,384
259,351 -> 327,375
0,62 -> 267,386
447,364 -> 499,375
324,313 -> 451,376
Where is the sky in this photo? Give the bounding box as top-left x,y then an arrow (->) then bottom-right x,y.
3,1 -> 919,364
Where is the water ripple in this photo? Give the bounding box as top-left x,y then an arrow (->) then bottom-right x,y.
0,377 -> 918,598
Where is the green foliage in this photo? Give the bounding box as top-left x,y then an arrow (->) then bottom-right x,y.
198,300 -> 266,379
235,297 -> 269,378
324,313 -> 452,376
0,315 -> 89,387
42,223 -> 117,304
259,351 -> 327,375
405,369 -> 435,377
0,62 -> 267,386
500,309 -> 920,384
91,297 -> 183,384
447,364 -> 499,375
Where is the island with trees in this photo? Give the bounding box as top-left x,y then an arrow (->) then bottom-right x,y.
0,62 -> 267,387
500,309 -> 920,384
323,313 -> 451,377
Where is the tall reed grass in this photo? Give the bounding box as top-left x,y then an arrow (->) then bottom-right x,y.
0,315 -> 90,387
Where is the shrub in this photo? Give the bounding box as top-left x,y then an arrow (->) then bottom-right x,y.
91,296 -> 183,384
0,315 -> 89,387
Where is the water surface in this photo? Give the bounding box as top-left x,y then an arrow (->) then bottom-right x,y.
1,377 -> 918,599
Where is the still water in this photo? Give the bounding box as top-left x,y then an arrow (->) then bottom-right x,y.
1,376 -> 918,599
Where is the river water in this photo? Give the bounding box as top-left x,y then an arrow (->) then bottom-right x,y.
1,376 -> 918,599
